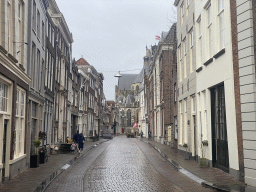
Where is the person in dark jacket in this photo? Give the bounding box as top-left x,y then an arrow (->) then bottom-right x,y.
74,131 -> 79,143
78,133 -> 85,153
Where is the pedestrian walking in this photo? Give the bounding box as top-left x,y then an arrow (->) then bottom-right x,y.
78,133 -> 85,153
141,131 -> 143,138
74,131 -> 79,143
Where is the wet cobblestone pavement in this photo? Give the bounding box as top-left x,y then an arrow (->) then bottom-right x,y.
45,136 -> 216,192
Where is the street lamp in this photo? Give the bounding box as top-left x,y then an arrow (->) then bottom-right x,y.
114,71 -> 122,78
114,71 -> 122,135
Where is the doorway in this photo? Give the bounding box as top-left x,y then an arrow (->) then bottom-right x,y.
193,115 -> 197,161
2,120 -> 8,182
211,85 -> 229,172
31,119 -> 37,152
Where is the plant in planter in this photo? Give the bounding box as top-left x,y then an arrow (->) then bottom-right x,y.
30,139 -> 41,168
199,140 -> 208,168
39,131 -> 47,140
183,143 -> 190,160
34,139 -> 41,154
126,130 -> 135,138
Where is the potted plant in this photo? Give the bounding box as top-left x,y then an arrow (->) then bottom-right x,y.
39,131 -> 47,140
30,139 -> 41,168
183,143 -> 190,160
199,140 -> 208,168
126,131 -> 130,138
126,130 -> 135,138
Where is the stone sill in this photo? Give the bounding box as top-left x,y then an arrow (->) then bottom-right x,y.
9,154 -> 26,165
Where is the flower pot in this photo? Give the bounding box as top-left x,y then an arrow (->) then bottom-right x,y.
184,152 -> 190,160
199,158 -> 208,168
39,152 -> 45,164
30,155 -> 39,168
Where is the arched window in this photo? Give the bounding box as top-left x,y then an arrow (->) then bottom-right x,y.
136,85 -> 139,93
127,110 -> 131,126
121,110 -> 125,125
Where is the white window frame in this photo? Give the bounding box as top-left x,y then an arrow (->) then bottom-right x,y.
207,4 -> 213,57
0,77 -> 12,113
180,1 -> 184,25
46,18 -> 48,37
197,16 -> 202,66
175,116 -> 178,140
183,37 -> 187,55
174,83 -> 177,102
189,29 -> 193,73
179,101 -> 183,145
190,29 -> 193,48
184,98 -> 187,143
191,95 -> 196,114
42,21 -> 45,48
50,56 -> 54,91
218,0 -> 225,49
183,37 -> 187,78
14,87 -> 26,158
45,49 -> 48,87
18,1 -> 23,62
37,10 -> 40,38
7,1 -> 11,51
16,90 -> 19,116
32,1 -> 36,31
0,82 -> 8,112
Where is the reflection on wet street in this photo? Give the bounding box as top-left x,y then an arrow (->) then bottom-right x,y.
46,136 -> 216,192
83,137 -> 183,192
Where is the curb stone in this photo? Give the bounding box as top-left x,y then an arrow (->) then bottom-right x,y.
35,139 -> 109,192
139,138 -> 232,192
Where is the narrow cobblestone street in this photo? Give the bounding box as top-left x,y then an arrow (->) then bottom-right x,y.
45,136 -> 216,192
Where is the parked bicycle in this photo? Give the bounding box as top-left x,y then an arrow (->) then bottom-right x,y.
43,145 -> 50,163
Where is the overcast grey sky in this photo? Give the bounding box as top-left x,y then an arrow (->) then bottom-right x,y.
55,0 -> 176,100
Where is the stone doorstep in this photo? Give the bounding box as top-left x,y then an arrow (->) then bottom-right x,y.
139,138 -> 241,192
34,139 -> 109,192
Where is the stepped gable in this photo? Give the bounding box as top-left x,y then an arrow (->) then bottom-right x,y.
76,58 -> 90,66
165,23 -> 176,46
118,74 -> 139,90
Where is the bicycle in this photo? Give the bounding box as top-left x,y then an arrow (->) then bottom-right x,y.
44,145 -> 50,163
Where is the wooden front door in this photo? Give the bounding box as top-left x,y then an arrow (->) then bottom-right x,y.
193,115 -> 197,160
2,120 -> 8,181
211,85 -> 229,172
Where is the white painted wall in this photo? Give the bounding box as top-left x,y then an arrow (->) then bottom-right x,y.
195,0 -> 239,176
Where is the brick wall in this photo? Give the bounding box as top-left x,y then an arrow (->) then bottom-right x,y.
230,0 -> 244,181
161,50 -> 172,126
